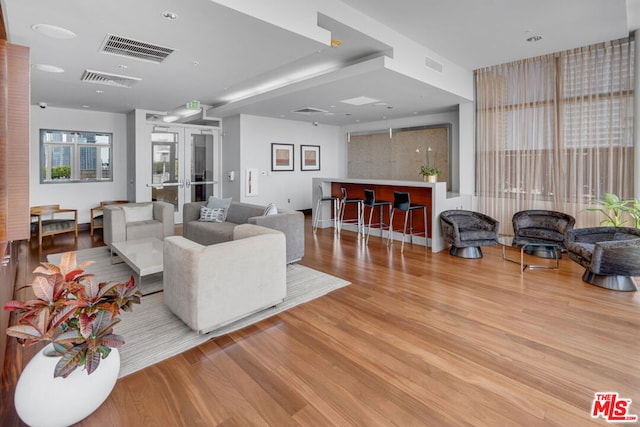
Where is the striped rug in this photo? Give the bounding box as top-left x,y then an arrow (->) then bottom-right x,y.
48,247 -> 350,377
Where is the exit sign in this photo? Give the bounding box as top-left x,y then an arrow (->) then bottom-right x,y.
186,100 -> 200,109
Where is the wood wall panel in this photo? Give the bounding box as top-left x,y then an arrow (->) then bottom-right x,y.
5,43 -> 29,241
0,41 -> 29,242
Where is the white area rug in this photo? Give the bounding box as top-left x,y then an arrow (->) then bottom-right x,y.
48,247 -> 350,378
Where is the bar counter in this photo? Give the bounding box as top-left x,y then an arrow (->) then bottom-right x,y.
311,178 -> 472,253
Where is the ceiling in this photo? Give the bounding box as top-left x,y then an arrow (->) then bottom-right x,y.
1,0 -> 637,126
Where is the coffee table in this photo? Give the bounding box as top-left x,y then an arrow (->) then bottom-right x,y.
498,236 -> 561,273
110,237 -> 164,285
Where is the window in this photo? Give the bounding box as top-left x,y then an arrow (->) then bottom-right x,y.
40,129 -> 112,183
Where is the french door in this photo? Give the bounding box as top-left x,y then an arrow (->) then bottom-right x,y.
148,125 -> 220,223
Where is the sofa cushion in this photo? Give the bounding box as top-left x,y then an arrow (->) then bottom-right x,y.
126,220 -> 164,241
184,220 -> 236,245
121,204 -> 153,223
207,196 -> 232,220
199,206 -> 224,222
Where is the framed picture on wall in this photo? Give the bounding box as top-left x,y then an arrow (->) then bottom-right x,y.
271,143 -> 294,171
300,145 -> 320,171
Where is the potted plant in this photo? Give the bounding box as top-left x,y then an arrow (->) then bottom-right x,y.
4,251 -> 141,426
417,147 -> 440,183
419,165 -> 441,182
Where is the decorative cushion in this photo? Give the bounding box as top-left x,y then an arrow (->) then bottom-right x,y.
121,204 -> 153,223
207,196 -> 232,220
263,203 -> 278,216
199,206 -> 224,222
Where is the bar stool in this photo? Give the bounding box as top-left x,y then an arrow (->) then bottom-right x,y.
387,191 -> 428,253
313,185 -> 339,233
361,189 -> 392,244
338,187 -> 364,236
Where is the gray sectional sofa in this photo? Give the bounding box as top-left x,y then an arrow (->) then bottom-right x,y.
183,200 -> 304,264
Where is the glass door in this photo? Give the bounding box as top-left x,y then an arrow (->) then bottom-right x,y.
185,128 -> 219,204
150,128 -> 183,223
148,126 -> 220,223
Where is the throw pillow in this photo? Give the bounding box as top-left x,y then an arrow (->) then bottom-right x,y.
121,204 -> 154,223
207,196 -> 232,220
263,203 -> 278,216
199,206 -> 224,222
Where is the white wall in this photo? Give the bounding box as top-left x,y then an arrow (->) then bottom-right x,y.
238,114 -> 343,210
221,115 -> 242,200
30,106 -> 128,224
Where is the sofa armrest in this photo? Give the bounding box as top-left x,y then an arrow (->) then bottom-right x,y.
249,210 -> 305,263
153,201 -> 175,238
183,201 -> 206,224
103,205 -> 126,246
591,238 -> 640,275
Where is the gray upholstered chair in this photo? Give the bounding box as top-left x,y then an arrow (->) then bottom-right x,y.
512,210 -> 576,258
439,210 -> 499,258
565,227 -> 640,291
103,201 -> 174,248
163,224 -> 287,334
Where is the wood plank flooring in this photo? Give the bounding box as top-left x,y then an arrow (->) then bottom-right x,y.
2,218 -> 640,426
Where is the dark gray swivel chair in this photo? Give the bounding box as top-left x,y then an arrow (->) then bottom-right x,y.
565,227 -> 640,291
439,210 -> 499,258
513,210 -> 575,258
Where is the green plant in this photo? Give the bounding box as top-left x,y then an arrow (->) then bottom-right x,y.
626,199 -> 640,228
418,146 -> 440,176
419,165 -> 441,176
4,252 -> 141,378
588,192 -> 633,227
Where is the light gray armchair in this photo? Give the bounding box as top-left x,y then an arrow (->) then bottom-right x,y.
163,224 -> 287,334
103,201 -> 174,247
565,227 -> 640,291
440,210 -> 499,258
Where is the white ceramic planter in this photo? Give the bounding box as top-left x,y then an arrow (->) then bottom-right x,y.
14,345 -> 120,427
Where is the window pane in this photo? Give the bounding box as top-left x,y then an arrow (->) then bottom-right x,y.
40,129 -> 113,183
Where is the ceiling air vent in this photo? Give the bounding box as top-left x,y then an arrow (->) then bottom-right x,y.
81,69 -> 141,88
292,107 -> 328,115
100,34 -> 175,63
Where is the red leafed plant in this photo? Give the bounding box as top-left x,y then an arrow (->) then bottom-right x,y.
4,251 -> 141,378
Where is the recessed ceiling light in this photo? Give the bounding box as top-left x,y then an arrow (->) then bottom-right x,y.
82,105 -> 90,108
31,63 -> 64,73
526,35 -> 542,43
95,90 -> 104,94
341,96 -> 380,106
31,24 -> 77,39
162,11 -> 178,20
116,64 -> 128,69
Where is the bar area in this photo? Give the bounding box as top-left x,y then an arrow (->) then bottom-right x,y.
311,177 -> 471,253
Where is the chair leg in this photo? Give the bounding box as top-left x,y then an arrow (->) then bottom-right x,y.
365,206 -> 374,244
401,211 -> 409,253
313,199 -> 321,232
387,209 -> 395,246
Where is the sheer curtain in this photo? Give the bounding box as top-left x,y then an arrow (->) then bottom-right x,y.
476,37 -> 634,232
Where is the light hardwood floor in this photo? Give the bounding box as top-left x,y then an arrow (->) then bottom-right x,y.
2,218 -> 640,426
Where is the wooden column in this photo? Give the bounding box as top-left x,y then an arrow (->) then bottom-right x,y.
0,39 -> 30,387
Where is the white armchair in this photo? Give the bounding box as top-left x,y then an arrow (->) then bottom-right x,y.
163,224 -> 287,334
103,201 -> 174,247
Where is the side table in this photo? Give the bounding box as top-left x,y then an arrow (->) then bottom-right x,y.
498,236 -> 561,273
